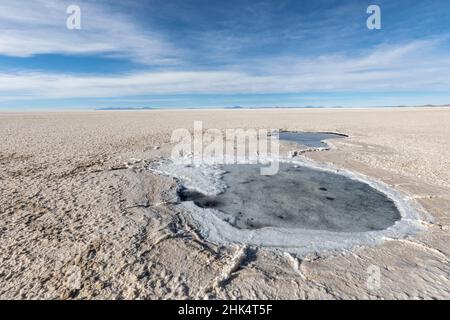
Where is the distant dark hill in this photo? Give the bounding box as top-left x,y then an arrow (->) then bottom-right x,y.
96,107 -> 156,110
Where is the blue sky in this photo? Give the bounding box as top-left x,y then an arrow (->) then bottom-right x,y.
1,0 -> 450,110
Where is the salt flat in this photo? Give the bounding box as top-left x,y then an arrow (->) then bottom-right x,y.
0,107 -> 449,299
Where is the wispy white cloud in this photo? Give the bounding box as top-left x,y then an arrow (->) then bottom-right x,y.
1,39 -> 449,101
0,0 -> 177,64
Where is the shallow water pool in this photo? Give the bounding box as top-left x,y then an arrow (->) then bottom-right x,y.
180,163 -> 401,233
279,131 -> 346,148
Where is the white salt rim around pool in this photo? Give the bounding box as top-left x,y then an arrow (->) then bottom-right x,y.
149,156 -> 432,257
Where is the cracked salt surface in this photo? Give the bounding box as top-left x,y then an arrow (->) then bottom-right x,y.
150,157 -> 428,257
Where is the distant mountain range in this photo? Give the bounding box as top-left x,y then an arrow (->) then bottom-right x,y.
96,105 -> 330,110
96,104 -> 449,111
96,106 -> 157,110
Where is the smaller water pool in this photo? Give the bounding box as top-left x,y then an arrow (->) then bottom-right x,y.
279,131 -> 347,148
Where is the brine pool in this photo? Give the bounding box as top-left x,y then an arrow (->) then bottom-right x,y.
179,163 -> 401,233
279,131 -> 347,148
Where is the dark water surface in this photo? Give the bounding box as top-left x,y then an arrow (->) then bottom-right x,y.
180,163 -> 401,233
279,132 -> 346,148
